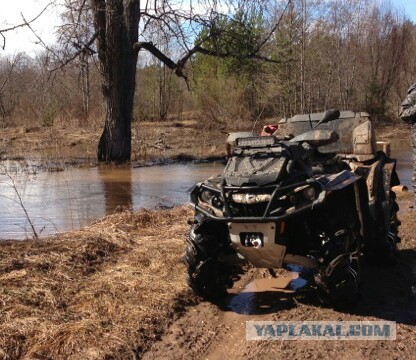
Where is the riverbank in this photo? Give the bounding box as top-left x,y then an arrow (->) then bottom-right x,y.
0,192 -> 415,359
0,117 -> 411,166
0,119 -> 229,165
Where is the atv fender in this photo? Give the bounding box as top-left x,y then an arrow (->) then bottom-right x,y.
353,153 -> 400,237
326,170 -> 372,238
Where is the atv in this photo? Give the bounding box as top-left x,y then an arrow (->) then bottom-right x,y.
185,109 -> 401,307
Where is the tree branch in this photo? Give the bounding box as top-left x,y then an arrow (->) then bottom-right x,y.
0,2 -> 53,50
133,41 -> 178,72
51,32 -> 98,71
254,0 -> 293,53
134,0 -> 291,80
133,39 -> 282,83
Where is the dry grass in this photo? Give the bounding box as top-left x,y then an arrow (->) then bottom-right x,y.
0,205 -> 194,359
0,193 -> 415,359
0,116 -> 256,163
131,120 -> 227,162
0,126 -> 100,162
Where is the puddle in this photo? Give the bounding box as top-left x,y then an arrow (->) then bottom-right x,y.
391,144 -> 412,189
284,264 -> 317,291
227,274 -> 298,315
0,162 -> 224,239
227,263 -> 320,315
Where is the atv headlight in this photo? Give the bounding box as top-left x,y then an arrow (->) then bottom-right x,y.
200,190 -> 223,209
201,190 -> 213,203
290,185 -> 318,205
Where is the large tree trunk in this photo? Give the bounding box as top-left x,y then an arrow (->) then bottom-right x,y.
93,0 -> 139,162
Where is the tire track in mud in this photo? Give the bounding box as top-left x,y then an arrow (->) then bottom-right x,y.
143,258 -> 416,360
142,268 -> 298,360
141,268 -> 253,360
143,203 -> 416,360
203,272 -> 298,360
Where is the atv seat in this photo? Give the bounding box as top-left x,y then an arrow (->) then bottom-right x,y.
277,111 -> 377,161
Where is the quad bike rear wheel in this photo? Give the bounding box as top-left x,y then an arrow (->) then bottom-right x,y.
366,190 -> 401,264
315,217 -> 362,308
382,190 -> 401,263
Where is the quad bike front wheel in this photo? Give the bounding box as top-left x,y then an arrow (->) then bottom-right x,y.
184,216 -> 234,300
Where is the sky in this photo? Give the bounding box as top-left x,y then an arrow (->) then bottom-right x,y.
0,0 -> 60,55
393,0 -> 416,20
0,0 -> 415,56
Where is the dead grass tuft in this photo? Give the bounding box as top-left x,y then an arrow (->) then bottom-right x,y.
0,205 -> 194,359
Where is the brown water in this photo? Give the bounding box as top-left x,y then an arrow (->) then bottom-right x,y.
393,146 -> 413,189
0,162 -> 224,239
0,143 -> 412,240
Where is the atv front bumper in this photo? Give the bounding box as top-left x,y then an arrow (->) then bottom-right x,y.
193,181 -> 327,223
191,170 -> 361,223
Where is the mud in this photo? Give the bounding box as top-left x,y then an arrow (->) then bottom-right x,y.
142,195 -> 416,360
0,121 -> 415,358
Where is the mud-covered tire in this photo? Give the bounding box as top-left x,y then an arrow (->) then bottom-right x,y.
315,254 -> 361,308
373,190 -> 401,264
315,219 -> 362,308
184,219 -> 233,300
384,190 -> 401,262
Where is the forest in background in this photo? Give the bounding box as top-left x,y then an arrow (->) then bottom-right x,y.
0,0 -> 415,130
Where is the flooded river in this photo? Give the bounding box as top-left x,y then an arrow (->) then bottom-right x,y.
0,145 -> 412,240
0,162 -> 224,239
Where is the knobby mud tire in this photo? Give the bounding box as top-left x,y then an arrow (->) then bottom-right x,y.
364,190 -> 401,265
315,254 -> 361,309
184,223 -> 233,301
315,218 -> 362,309
375,190 -> 401,265
385,190 -> 401,262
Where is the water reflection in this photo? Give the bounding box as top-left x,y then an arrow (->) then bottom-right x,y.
0,163 -> 224,240
98,165 -> 133,213
227,276 -> 297,315
392,146 -> 413,189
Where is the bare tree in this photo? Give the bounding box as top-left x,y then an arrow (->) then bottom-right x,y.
57,0 -> 97,119
90,0 -> 139,161
56,0 -> 291,162
362,5 -> 409,117
0,55 -> 20,122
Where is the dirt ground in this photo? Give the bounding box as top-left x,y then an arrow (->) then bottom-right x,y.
0,119 -> 230,164
0,118 -> 415,359
0,193 -> 415,359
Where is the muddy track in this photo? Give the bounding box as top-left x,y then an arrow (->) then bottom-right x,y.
142,268 -> 263,360
143,204 -> 416,360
